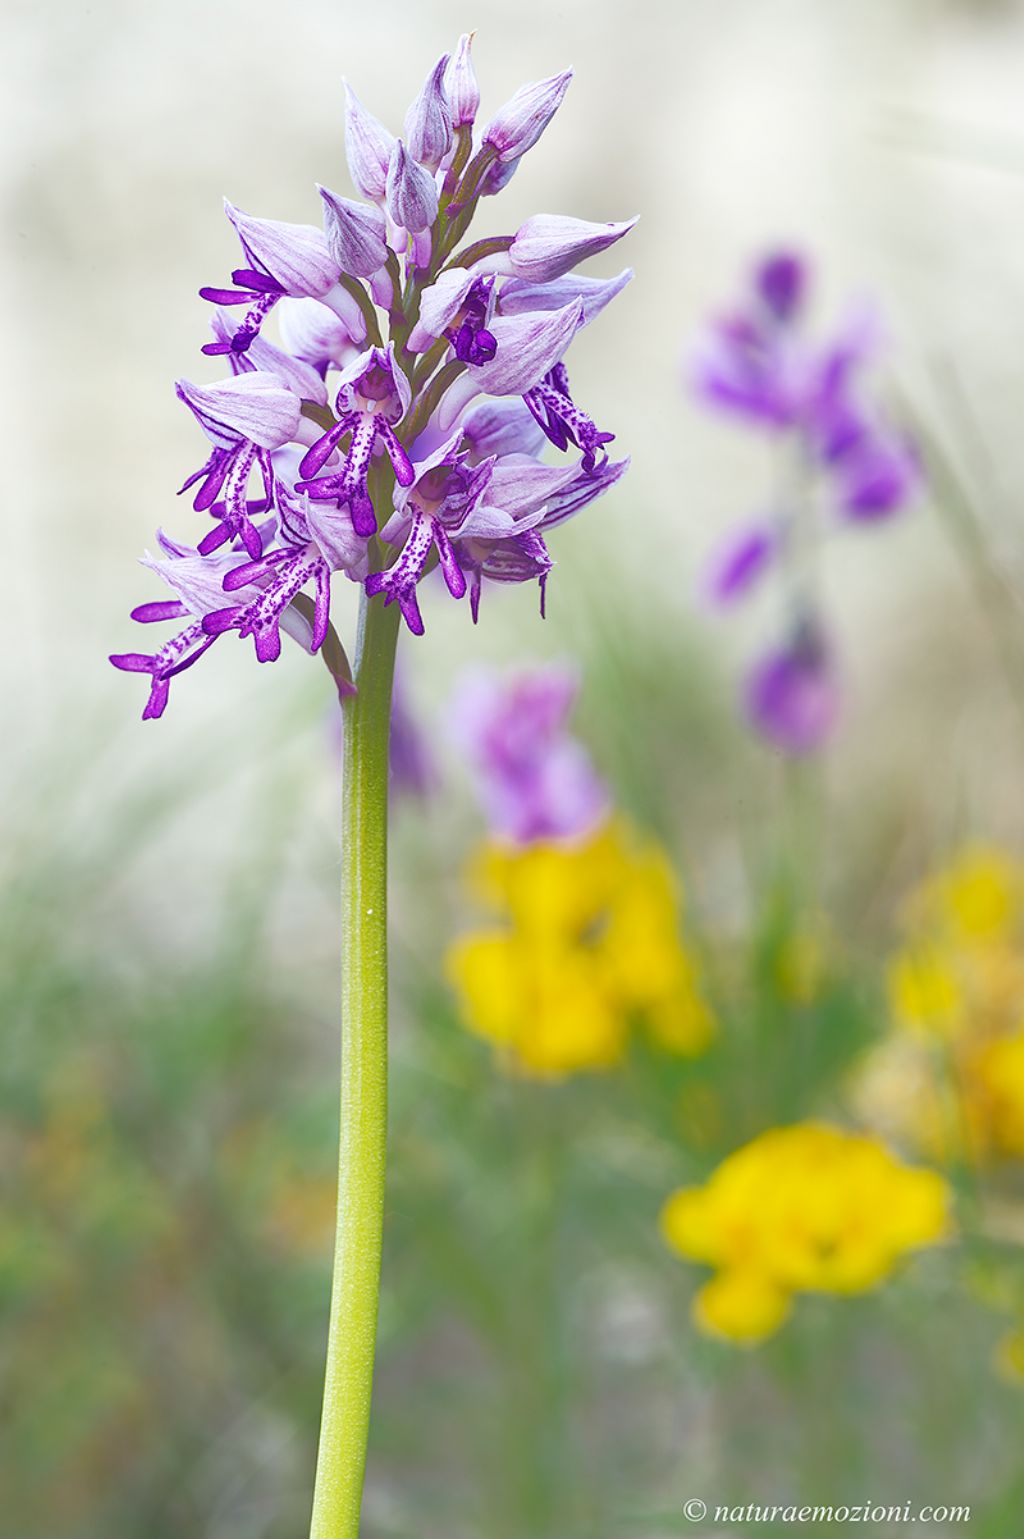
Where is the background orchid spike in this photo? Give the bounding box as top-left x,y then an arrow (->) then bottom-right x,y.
692,247 -> 920,757
111,35 -> 633,717
449,662 -> 610,844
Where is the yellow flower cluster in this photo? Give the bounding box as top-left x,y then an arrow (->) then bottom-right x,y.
865,847 -> 1024,1162
661,1122 -> 950,1344
446,819 -> 714,1078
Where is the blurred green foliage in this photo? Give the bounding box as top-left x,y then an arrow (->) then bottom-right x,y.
6,713 -> 1024,1539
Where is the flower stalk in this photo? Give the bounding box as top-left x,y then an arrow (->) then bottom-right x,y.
310,584 -> 400,1539
109,34 -> 636,1528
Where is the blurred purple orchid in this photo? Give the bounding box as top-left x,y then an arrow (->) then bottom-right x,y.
693,251 -> 919,528
449,664 -> 609,844
112,35 -> 635,719
744,624 -> 839,757
389,667 -> 436,799
692,249 -> 920,756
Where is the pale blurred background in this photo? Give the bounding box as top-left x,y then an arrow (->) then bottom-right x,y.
6,0 -> 1024,844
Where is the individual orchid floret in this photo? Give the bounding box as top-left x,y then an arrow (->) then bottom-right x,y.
460,397 -> 547,461
692,310 -> 804,430
369,443 -> 580,633
523,361 -> 615,473
834,428 -> 919,521
176,372 -> 302,559
445,33 -> 480,128
110,613 -> 219,721
225,201 -> 340,298
756,250 -> 807,322
209,308 -> 328,406
494,213 -> 639,284
277,297 -> 358,376
809,387 -> 920,521
702,521 -> 778,607
481,68 -> 573,163
385,140 -> 438,237
389,667 -> 436,798
318,186 -> 389,279
448,664 -> 610,844
365,437 -> 485,634
200,202 -> 346,358
497,267 -> 633,327
744,623 -> 839,756
409,268 -> 497,364
444,451 -> 610,624
404,53 -> 453,171
344,82 -> 396,204
204,533 -> 330,663
109,532 -> 313,720
436,297 -> 584,429
296,346 -> 413,536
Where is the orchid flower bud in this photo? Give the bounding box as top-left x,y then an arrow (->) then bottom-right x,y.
344,82 -> 396,203
482,68 -> 573,163
404,53 -> 453,170
318,185 -> 389,278
446,34 -> 480,127
385,139 -> 439,232
223,201 -> 340,297
175,372 -> 301,451
505,214 -> 638,283
498,268 -> 634,327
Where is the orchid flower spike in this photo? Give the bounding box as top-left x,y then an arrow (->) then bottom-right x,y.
113,36 -> 634,715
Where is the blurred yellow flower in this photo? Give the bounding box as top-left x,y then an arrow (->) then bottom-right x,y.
926,847 -> 1020,946
447,819 -> 714,1078
661,1122 -> 950,1344
887,946 -> 963,1039
773,922 -> 829,1006
995,1324 -> 1024,1383
867,845 -> 1024,1165
970,1033 -> 1024,1158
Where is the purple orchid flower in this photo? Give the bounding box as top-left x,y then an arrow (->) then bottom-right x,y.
481,69 -> 574,165
109,530 -> 316,719
744,626 -> 839,756
409,268 -> 498,365
694,248 -> 920,754
367,437 -> 580,634
449,663 -> 609,844
295,346 -> 414,536
389,667 -> 436,798
199,202 -> 358,359
201,486 -> 335,665
702,520 -> 777,607
445,34 -> 480,129
175,372 -> 303,560
276,297 -> 358,376
113,39 -> 634,718
522,360 -> 616,473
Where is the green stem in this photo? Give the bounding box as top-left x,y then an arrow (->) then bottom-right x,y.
309,587 -> 401,1539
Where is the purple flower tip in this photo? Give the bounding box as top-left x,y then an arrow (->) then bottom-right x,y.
744,630 -> 839,756
449,664 -> 609,844
703,522 -> 776,606
756,251 -> 807,323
